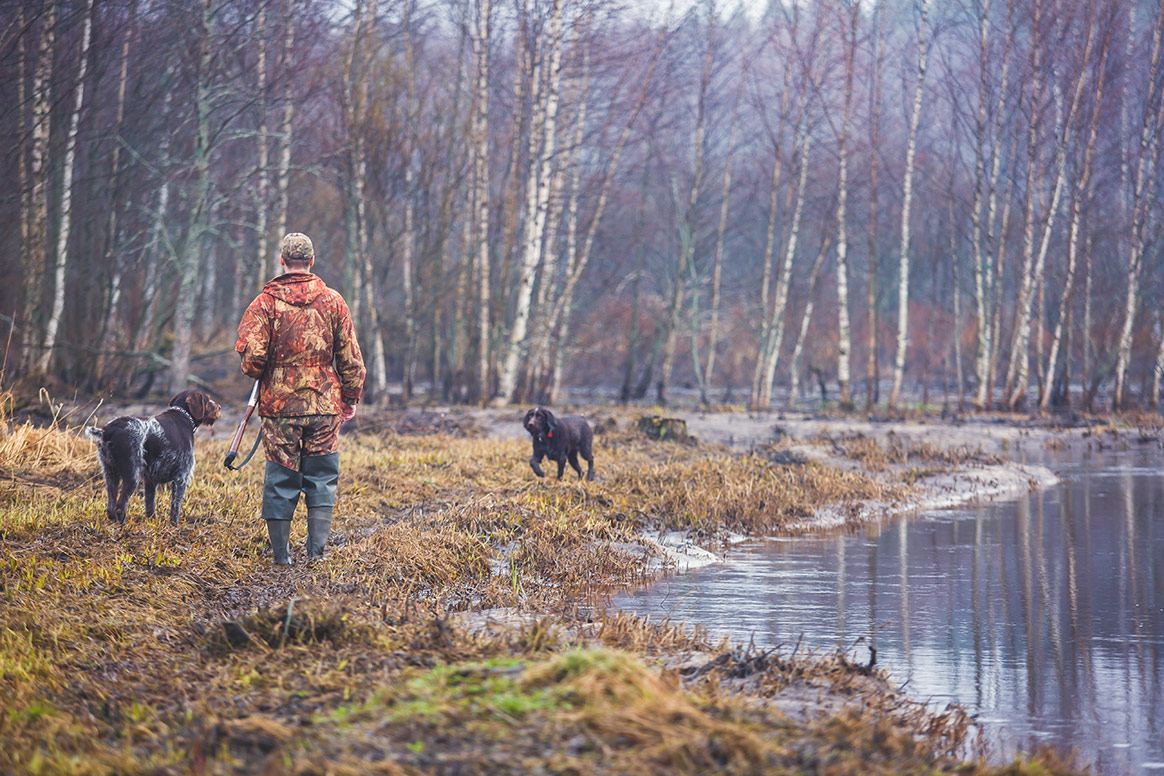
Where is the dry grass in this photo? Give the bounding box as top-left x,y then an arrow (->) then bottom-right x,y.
0,403 -> 1081,775
813,431 -> 1004,475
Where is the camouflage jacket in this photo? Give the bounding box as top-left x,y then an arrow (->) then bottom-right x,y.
235,273 -> 366,417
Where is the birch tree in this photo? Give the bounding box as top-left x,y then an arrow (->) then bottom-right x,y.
888,0 -> 931,409
38,0 -> 94,375
496,0 -> 564,405
472,0 -> 492,402
272,0 -> 295,271
833,0 -> 859,407
1113,0 -> 1164,409
23,2 -> 54,370
658,3 -> 716,406
1041,9 -> 1109,412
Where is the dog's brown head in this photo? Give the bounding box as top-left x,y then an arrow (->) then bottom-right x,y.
170,390 -> 221,427
523,406 -> 556,441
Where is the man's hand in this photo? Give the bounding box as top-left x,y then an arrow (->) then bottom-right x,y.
340,402 -> 356,423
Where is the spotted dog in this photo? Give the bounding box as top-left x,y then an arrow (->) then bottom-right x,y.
85,390 -> 221,525
522,406 -> 595,481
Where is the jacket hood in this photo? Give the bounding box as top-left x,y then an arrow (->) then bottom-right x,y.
263,273 -> 327,306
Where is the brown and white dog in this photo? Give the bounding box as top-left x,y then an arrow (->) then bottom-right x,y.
522,406 -> 594,481
85,390 -> 221,525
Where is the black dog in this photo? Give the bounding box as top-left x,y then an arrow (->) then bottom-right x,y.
85,390 -> 221,525
523,406 -> 594,481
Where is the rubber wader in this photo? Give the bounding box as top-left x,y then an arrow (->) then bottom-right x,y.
301,452 -> 339,559
262,460 -> 302,565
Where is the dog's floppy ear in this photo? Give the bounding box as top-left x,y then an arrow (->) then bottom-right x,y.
543,409 -> 557,439
168,391 -> 190,410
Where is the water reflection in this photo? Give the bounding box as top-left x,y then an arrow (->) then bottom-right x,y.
613,449 -> 1164,774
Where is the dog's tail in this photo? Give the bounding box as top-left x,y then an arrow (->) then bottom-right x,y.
84,426 -> 105,443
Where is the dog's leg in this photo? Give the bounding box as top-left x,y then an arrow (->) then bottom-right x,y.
115,471 -> 137,523
567,451 -> 584,479
143,482 -> 157,519
580,426 -> 595,481
100,462 -> 120,521
556,458 -> 566,480
529,453 -> 546,478
169,473 -> 190,526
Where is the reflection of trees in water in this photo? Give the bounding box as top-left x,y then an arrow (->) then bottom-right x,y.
616,454 -> 1164,768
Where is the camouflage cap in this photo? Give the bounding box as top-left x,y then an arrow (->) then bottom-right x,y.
281,233 -> 314,263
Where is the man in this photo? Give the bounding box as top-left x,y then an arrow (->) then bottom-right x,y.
235,233 -> 366,565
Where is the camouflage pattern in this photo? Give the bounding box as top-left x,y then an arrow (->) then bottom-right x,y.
236,272 -> 366,418
261,414 -> 341,470
281,232 -> 314,262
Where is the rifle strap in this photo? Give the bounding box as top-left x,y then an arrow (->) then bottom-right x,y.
226,429 -> 263,471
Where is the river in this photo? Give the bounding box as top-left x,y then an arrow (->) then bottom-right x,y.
614,447 -> 1164,774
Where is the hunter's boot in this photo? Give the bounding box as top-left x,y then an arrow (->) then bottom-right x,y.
301,453 -> 339,559
262,460 -> 302,565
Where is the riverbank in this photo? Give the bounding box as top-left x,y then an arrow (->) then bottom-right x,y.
0,401 -> 1098,774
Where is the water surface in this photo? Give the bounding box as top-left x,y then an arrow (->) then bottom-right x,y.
614,448 -> 1164,774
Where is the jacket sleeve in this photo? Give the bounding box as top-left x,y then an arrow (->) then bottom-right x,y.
235,295 -> 271,380
333,297 -> 366,404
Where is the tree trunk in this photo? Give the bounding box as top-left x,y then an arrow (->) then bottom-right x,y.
169,0 -> 217,396
787,234 -> 832,408
273,0 -> 295,268
254,4 -> 271,288
834,0 -> 859,407
1042,20 -> 1108,412
1113,0 -> 1164,409
38,0 -> 94,375
97,0 -> 137,381
401,0 -> 418,402
496,0 -> 563,405
889,0 -> 930,408
866,0 -> 885,410
705,60 -> 746,398
23,2 -> 55,371
663,4 -> 717,407
473,0 -> 493,403
758,126 -> 813,410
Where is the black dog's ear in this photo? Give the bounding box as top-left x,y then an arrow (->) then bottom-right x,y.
168,390 -> 190,410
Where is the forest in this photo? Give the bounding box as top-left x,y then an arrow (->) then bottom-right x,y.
2,0 -> 1162,412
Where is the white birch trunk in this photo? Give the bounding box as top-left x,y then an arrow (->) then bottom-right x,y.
1041,16 -> 1107,411
759,127 -> 813,409
254,4 -> 271,286
496,0 -> 563,405
788,235 -> 832,408
546,22 -> 666,403
24,2 -> 54,369
402,1 -> 417,401
17,5 -> 29,314
169,0 -> 216,396
866,0 -> 886,409
273,0 -> 295,258
659,6 -> 715,405
1113,1 -> 1164,409
835,0 -> 858,406
38,0 -> 94,374
889,0 -> 930,408
473,0 -> 492,402
99,0 -> 136,367
705,63 -> 745,395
